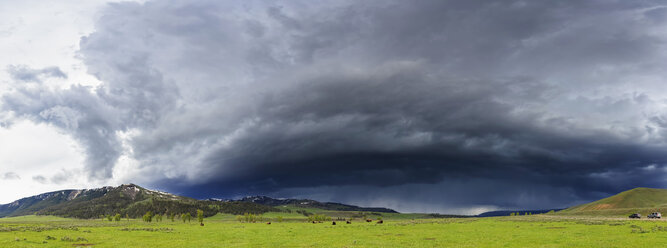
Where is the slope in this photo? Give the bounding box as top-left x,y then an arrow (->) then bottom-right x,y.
557,187 -> 667,216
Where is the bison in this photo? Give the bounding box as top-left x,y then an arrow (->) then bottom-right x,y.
377,220 -> 383,224
346,220 -> 351,224
332,221 -> 336,225
200,223 -> 204,226
266,222 -> 271,225
366,219 -> 372,222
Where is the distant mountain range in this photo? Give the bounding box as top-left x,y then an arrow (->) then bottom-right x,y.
219,196 -> 398,213
475,209 -> 563,217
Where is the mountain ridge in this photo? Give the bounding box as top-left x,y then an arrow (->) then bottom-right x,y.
0,184 -> 400,218
0,184 -> 275,218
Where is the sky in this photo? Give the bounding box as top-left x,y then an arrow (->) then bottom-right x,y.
2,0 -> 667,215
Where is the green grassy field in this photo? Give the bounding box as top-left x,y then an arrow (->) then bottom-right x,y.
2,214 -> 667,247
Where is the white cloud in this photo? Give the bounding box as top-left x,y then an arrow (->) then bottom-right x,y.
0,121 -> 87,203
0,0 -> 141,204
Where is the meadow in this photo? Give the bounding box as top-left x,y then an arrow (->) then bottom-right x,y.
2,214 -> 667,247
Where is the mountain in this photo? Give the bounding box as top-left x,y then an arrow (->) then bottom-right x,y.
557,187 -> 667,216
220,196 -> 399,213
0,184 -> 277,219
0,187 -> 116,217
476,209 -> 563,217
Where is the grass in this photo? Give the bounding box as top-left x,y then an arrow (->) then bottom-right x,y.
2,215 -> 667,247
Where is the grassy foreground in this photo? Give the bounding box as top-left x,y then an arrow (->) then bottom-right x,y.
2,215 -> 667,247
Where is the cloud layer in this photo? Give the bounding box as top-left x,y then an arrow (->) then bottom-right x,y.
4,0 -> 667,213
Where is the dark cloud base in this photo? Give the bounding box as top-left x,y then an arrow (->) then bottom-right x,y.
4,0 -> 667,213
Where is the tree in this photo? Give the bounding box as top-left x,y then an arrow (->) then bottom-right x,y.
170,213 -> 175,222
510,213 -> 515,216
155,214 -> 163,222
114,213 -> 122,221
197,209 -> 204,225
307,214 -> 330,222
277,216 -> 284,223
106,215 -> 113,221
181,213 -> 192,223
143,211 -> 153,222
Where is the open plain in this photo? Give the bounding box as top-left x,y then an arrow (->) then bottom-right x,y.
2,215 -> 667,248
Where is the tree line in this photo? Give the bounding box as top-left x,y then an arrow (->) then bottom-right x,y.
38,198 -> 277,219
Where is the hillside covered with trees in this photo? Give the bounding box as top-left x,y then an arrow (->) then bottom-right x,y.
0,184 -> 277,219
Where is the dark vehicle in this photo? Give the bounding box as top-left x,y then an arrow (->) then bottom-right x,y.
629,213 -> 641,219
648,212 -> 661,219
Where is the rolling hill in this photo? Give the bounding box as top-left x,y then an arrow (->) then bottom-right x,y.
557,187 -> 667,216
228,196 -> 398,213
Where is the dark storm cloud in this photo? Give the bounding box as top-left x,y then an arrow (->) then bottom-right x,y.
4,0 -> 667,213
